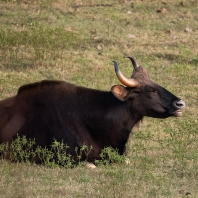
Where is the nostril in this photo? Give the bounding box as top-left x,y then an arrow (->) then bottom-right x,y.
174,100 -> 186,109
176,102 -> 183,107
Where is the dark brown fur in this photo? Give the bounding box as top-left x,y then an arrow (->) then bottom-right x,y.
0,66 -> 185,163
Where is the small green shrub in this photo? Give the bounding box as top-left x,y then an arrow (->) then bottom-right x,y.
51,140 -> 75,168
75,145 -> 93,163
95,147 -> 126,165
9,135 -> 36,163
0,136 -> 129,168
0,142 -> 9,160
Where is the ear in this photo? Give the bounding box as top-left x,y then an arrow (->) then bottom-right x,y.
111,85 -> 128,101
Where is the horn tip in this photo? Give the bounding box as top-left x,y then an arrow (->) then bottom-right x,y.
112,60 -> 119,72
124,56 -> 139,68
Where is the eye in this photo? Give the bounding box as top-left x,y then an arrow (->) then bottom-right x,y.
146,87 -> 157,94
149,90 -> 157,94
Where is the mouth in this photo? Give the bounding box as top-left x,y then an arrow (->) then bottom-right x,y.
172,109 -> 183,117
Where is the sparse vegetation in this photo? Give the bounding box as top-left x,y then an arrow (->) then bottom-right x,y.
0,0 -> 197,197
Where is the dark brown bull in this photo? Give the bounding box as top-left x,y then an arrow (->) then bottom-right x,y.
0,57 -> 185,162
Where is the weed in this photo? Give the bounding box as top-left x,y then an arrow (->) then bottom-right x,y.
95,147 -> 126,165
0,142 -> 9,160
75,145 -> 93,163
51,140 -> 75,168
9,135 -> 36,163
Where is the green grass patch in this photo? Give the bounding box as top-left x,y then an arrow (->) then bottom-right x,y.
0,0 -> 197,197
0,23 -> 81,69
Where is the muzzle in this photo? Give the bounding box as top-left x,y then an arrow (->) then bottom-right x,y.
171,99 -> 186,117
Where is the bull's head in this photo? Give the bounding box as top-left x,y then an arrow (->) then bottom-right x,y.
111,56 -> 185,118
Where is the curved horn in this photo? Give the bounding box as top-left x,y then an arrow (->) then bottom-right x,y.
113,60 -> 138,87
124,56 -> 139,69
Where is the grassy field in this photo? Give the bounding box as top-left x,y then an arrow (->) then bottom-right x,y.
0,0 -> 198,197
